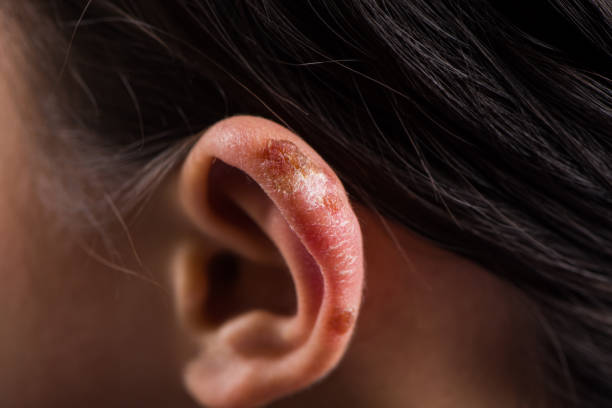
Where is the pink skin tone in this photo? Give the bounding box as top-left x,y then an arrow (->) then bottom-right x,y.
180,117 -> 364,407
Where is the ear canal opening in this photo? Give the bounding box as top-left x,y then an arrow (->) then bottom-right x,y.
204,250 -> 297,327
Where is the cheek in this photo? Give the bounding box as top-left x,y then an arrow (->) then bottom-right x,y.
0,190 -> 32,313
0,62 -> 42,339
0,94 -> 101,403
0,182 -> 33,347
0,140 -> 186,406
0,119 -> 62,400
0,97 -> 39,337
0,39 -> 186,406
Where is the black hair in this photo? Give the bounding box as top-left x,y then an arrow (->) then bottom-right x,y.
10,1 -> 612,406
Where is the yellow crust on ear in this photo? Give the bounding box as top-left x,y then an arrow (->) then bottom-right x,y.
260,139 -> 340,214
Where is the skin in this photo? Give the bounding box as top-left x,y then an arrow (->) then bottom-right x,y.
0,17 -> 547,408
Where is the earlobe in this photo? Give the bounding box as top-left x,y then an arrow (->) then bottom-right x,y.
176,116 -> 364,407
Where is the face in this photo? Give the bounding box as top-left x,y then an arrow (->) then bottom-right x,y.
0,25 -> 196,408
0,17 -> 547,408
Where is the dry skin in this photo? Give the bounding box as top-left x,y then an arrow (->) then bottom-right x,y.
260,139 -> 340,213
261,140 -> 357,333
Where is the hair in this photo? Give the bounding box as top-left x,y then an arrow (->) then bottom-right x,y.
5,0 -> 612,406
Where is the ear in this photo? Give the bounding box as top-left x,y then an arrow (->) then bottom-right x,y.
174,116 -> 364,407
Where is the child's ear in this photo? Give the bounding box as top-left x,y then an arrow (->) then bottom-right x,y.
173,116 -> 364,407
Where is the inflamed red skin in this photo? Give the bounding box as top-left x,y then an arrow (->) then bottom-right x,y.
179,116 -> 364,408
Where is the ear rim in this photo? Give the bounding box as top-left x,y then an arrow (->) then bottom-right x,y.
177,115 -> 365,407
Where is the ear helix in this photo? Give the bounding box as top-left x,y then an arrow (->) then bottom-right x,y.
178,116 -> 364,407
